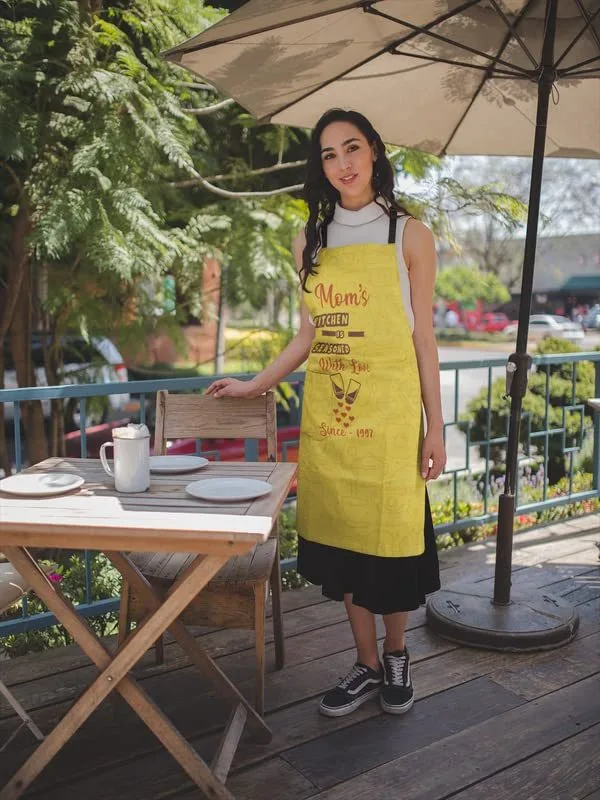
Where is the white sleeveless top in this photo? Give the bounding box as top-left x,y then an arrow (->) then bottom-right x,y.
309,199 -> 414,332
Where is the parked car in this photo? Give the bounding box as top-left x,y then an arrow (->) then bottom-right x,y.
503,314 -> 585,341
475,312 -> 513,333
2,334 -> 131,427
64,418 -> 132,458
582,304 -> 600,331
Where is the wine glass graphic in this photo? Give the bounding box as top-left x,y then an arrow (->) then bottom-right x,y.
345,379 -> 361,405
330,373 -> 345,400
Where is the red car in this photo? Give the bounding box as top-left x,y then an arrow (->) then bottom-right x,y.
476,312 -> 512,333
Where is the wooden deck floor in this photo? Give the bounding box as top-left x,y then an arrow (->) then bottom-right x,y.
1,514 -> 599,800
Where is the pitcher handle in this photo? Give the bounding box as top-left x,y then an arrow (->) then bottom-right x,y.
99,442 -> 114,476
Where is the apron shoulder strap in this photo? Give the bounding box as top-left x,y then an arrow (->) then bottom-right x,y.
388,207 -> 398,244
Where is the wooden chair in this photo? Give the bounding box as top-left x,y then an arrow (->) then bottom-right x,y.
117,390 -> 285,714
0,563 -> 45,752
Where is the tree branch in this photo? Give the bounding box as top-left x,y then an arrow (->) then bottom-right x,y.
187,98 -> 235,116
182,171 -> 304,198
177,82 -> 217,91
171,159 -> 307,188
0,161 -> 23,195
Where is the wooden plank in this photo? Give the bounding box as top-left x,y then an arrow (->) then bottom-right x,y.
447,723 -> 600,800
308,674 -> 600,800
161,393 -> 274,440
282,677 -> 525,789
490,630 -> 600,700
0,527 -> 265,556
211,704 -> 247,783
0,591 -> 339,695
183,757 -> 317,800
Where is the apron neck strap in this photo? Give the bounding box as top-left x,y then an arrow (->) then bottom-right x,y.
388,207 -> 398,244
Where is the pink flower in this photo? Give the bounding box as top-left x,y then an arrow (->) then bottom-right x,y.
48,572 -> 63,584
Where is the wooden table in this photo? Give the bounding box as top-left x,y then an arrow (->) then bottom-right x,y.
0,457 -> 297,800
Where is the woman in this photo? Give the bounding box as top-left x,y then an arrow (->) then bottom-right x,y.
207,108 -> 444,718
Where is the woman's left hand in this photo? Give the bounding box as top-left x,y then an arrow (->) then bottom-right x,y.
421,430 -> 446,481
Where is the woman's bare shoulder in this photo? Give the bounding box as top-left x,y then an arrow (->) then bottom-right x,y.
403,218 -> 436,267
404,217 -> 434,244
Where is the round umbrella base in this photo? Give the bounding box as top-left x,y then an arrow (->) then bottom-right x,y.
426,583 -> 579,652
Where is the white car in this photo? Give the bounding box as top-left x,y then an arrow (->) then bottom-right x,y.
503,314 -> 585,341
3,335 -> 130,427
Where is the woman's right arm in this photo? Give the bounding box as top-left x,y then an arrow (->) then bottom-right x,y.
206,232 -> 315,399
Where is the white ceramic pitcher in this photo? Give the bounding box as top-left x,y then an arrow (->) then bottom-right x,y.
99,424 -> 150,493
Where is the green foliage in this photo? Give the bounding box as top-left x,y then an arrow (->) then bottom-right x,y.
462,338 -> 598,483
232,329 -> 295,371
0,552 -> 121,658
278,507 -> 310,591
435,264 -> 510,307
0,0 -> 307,378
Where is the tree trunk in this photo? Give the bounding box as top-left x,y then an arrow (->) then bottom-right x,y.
6,207 -> 48,466
43,329 -> 66,458
0,347 -> 12,477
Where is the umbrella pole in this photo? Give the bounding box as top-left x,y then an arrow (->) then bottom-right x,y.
427,0 -> 578,650
493,0 -> 558,606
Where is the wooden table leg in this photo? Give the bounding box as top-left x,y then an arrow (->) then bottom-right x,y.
108,551 -> 272,742
1,547 -> 237,800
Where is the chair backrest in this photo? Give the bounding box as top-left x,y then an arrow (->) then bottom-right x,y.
153,390 -> 277,461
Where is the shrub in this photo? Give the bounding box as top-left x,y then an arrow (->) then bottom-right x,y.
0,553 -> 121,659
462,337 -> 597,484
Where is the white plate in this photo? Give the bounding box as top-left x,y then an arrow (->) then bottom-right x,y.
150,455 -> 209,474
185,478 -> 272,503
0,473 -> 85,497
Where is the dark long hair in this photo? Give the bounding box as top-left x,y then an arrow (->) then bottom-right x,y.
300,108 -> 407,291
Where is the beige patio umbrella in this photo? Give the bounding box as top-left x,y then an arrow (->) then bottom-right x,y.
166,0 -> 600,158
165,0 -> 600,651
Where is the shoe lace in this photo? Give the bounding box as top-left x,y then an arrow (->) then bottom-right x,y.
338,663 -> 367,690
386,653 -> 407,686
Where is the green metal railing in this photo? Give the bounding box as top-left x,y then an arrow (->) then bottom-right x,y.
1,352 -> 599,638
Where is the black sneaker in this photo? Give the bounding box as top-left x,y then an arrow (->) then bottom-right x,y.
319,662 -> 383,718
381,648 -> 414,715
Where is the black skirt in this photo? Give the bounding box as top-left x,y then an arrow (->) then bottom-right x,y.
297,490 -> 440,615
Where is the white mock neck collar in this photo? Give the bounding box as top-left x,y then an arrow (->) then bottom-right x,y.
333,196 -> 388,226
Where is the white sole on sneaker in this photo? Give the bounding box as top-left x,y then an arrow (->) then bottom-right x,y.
380,695 -> 414,715
319,686 -> 381,718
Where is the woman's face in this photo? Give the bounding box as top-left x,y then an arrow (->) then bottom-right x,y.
319,121 -> 377,209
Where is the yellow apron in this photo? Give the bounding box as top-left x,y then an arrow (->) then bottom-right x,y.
297,212 -> 426,557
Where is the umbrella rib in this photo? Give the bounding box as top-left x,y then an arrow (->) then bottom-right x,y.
559,53 -> 600,73
367,4 -> 532,77
390,49 -> 527,78
486,0 -> 539,68
439,0 -> 538,157
264,0 -> 486,122
561,67 -> 600,77
554,2 -> 600,69
164,1 -> 368,57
